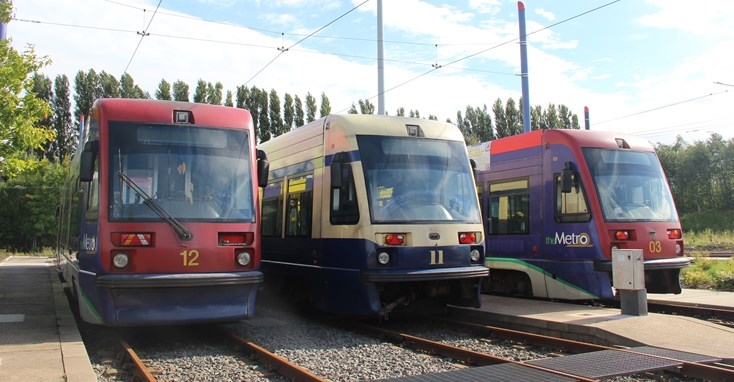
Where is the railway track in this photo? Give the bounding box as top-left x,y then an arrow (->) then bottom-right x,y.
113,329 -> 324,382
352,317 -> 734,382
82,299 -> 734,381
687,250 -> 734,258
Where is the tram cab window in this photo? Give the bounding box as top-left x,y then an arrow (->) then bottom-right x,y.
330,158 -> 359,225
488,179 -> 529,235
554,173 -> 590,223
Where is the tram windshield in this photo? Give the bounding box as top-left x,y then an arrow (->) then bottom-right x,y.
358,135 -> 481,223
583,148 -> 678,222
108,122 -> 255,222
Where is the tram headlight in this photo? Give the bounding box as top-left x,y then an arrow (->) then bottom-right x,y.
236,251 -> 252,266
377,251 -> 390,265
470,249 -> 481,262
112,253 -> 129,269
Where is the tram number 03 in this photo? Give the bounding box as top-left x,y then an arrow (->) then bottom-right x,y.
648,240 -> 662,253
180,249 -> 200,266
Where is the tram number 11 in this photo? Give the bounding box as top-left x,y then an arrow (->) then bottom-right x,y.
180,249 -> 200,266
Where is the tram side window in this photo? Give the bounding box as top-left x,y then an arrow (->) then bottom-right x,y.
69,180 -> 82,252
261,181 -> 283,238
85,156 -> 99,221
330,163 -> 359,225
285,174 -> 313,237
488,179 -> 529,235
554,173 -> 590,223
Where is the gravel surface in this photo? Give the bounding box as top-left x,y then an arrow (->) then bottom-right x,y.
78,301 -> 709,382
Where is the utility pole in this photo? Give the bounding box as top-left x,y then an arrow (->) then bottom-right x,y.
377,0 -> 385,115
518,1 -> 530,133
1,0 -> 9,40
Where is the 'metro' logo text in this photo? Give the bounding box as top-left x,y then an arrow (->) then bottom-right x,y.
545,232 -> 593,247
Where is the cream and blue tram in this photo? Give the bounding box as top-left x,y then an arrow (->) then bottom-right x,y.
259,114 -> 488,318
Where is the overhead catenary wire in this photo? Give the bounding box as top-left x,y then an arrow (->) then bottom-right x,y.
242,0 -> 370,87
10,16 -> 518,79
13,0 -> 722,138
123,0 -> 163,75
334,0 -> 622,113
595,90 -> 729,126
103,0 -> 506,49
15,0 -> 625,117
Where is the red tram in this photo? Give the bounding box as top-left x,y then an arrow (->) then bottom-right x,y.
56,98 -> 269,326
468,129 -> 690,300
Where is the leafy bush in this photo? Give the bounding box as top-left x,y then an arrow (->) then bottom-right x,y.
681,253 -> 734,291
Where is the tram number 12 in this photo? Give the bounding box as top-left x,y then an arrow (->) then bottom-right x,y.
180,249 -> 200,266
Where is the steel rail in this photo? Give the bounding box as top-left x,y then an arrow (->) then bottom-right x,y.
228,333 -> 327,382
442,317 -> 734,382
348,321 -> 597,382
119,339 -> 157,382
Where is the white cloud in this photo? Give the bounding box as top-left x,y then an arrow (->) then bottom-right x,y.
7,0 -> 733,145
534,8 -> 556,22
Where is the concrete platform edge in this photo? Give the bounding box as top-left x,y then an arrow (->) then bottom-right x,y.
48,261 -> 98,382
449,306 -> 646,348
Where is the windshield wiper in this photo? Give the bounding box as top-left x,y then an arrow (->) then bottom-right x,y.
118,171 -> 193,241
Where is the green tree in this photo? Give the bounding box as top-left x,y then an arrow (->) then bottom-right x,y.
530,105 -> 542,131
30,73 -> 54,161
319,92 -> 331,117
505,98 -> 522,136
283,93 -> 294,131
492,98 -> 509,138
705,134 -> 733,211
155,79 -> 172,100
0,38 -> 54,178
541,103 -> 559,130
474,104 -> 493,143
358,99 -> 375,114
557,104 -> 576,130
460,106 -> 475,143
396,107 -> 405,117
224,90 -> 233,107
52,74 -> 75,161
235,85 -> 249,109
719,138 -> 734,210
0,160 -> 66,250
305,92 -> 317,122
348,103 -> 358,114
293,94 -> 304,127
680,142 -> 713,212
655,136 -> 686,210
193,79 -> 207,103
246,87 -> 261,138
172,80 -> 189,101
74,69 -> 100,119
207,81 -> 223,105
99,71 -> 120,98
119,73 -> 145,98
268,89 -> 283,136
257,88 -> 271,142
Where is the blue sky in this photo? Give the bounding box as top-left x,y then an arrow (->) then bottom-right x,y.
7,0 -> 734,144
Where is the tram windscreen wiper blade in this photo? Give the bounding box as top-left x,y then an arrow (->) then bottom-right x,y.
117,171 -> 193,241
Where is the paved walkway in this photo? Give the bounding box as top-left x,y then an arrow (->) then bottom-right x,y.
455,290 -> 734,361
0,256 -> 96,382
